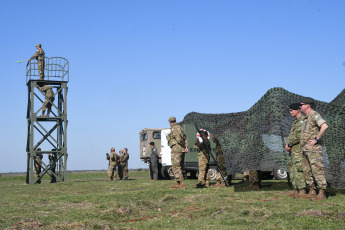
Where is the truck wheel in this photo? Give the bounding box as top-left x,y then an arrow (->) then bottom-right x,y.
273,167 -> 287,180
208,168 -> 217,181
162,166 -> 174,180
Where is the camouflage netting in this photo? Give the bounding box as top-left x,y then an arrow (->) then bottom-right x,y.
181,87 -> 345,189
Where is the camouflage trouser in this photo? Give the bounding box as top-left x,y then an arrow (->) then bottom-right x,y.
34,155 -> 43,179
42,97 -> 54,114
198,152 -> 210,183
38,60 -> 44,79
249,170 -> 260,185
171,152 -> 184,182
123,166 -> 129,179
289,150 -> 306,190
302,151 -> 327,190
107,164 -> 117,179
215,153 -> 227,182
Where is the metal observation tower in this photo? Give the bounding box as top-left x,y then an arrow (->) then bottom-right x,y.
26,57 -> 69,184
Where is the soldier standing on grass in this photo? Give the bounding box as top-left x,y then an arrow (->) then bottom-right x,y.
194,130 -> 211,188
285,103 -> 307,197
34,148 -> 43,184
166,116 -> 188,189
121,148 -> 130,180
27,44 -> 45,79
298,97 -> 328,200
107,148 -> 118,181
149,142 -> 159,181
118,150 -> 124,180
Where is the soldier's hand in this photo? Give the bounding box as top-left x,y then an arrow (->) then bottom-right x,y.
307,139 -> 317,147
184,147 -> 189,153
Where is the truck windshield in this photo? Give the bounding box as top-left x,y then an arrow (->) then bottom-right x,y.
153,132 -> 161,139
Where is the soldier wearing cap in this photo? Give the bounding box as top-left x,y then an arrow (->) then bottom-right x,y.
166,116 -> 188,189
194,130 -> 211,188
107,147 -> 119,181
298,97 -> 328,200
121,148 -> 130,180
28,44 -> 45,80
149,142 -> 159,181
285,103 -> 307,197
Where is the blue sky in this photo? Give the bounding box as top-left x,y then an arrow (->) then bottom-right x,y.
1,0 -> 344,173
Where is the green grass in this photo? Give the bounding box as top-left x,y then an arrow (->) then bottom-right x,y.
0,171 -> 344,229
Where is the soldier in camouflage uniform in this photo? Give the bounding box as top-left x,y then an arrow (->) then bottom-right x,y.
194,130 -> 210,188
121,148 -> 130,180
166,116 -> 188,189
36,83 -> 55,117
285,103 -> 307,197
211,136 -> 231,187
107,147 -> 119,181
298,97 -> 328,200
118,150 -> 124,180
28,44 -> 45,79
34,148 -> 43,184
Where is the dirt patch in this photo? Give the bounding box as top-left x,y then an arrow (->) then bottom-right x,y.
297,209 -> 330,217
6,220 -> 43,230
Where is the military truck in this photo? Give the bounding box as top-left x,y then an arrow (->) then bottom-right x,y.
139,124 -> 218,180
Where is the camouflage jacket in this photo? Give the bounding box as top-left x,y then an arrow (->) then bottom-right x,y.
195,138 -> 210,158
167,123 -> 188,153
29,48 -> 45,62
301,109 -> 327,151
121,152 -> 129,167
109,152 -> 119,166
286,114 -> 305,152
38,85 -> 54,99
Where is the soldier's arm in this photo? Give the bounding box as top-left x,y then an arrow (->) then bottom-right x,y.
28,50 -> 39,62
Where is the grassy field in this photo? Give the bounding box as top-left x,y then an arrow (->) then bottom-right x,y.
0,171 -> 344,230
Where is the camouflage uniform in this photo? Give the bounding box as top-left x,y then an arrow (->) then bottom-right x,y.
286,114 -> 307,190
48,152 -> 57,183
118,150 -> 124,180
301,110 -> 327,190
107,151 -> 119,180
34,151 -> 43,183
121,149 -> 129,180
167,123 -> 188,182
195,137 -> 210,185
37,85 -> 55,117
212,136 -> 229,185
28,45 -> 45,79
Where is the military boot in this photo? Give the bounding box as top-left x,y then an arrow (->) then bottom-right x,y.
211,181 -> 221,187
171,181 -> 180,189
294,188 -> 306,199
297,188 -> 315,199
179,181 -> 187,189
311,189 -> 327,201
194,182 -> 204,188
287,189 -> 299,197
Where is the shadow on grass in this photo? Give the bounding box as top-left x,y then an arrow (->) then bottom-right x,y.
232,181 -> 290,192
